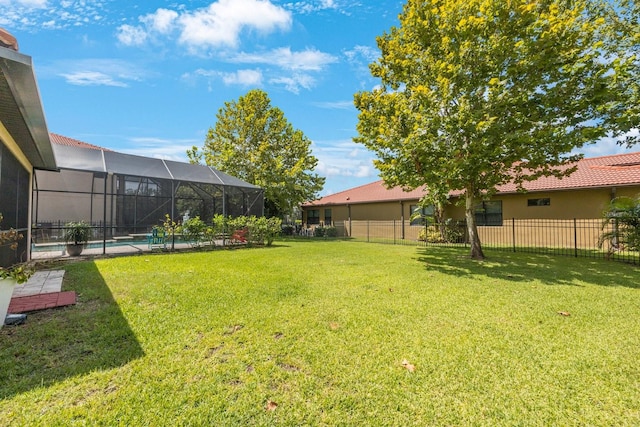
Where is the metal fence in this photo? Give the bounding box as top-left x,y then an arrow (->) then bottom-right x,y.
334,219 -> 639,265
32,220 -> 147,244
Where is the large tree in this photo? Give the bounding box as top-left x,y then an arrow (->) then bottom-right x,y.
189,89 -> 325,218
354,0 -> 639,259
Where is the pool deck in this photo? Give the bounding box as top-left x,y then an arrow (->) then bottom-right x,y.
31,239 -> 216,261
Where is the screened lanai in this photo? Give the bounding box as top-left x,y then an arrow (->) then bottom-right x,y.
32,143 -> 263,243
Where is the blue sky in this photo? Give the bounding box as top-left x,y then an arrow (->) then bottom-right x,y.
2,0 -> 637,197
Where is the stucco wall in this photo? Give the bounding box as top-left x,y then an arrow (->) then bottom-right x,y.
303,186 -> 640,225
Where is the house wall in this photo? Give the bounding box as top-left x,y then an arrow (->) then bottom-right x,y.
303,201 -> 411,225
302,186 -> 640,238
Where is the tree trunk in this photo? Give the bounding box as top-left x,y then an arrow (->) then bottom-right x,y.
465,192 -> 485,260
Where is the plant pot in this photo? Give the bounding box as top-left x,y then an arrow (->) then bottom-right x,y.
0,277 -> 17,329
66,243 -> 84,257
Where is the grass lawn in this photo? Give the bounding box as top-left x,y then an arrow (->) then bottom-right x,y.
1,240 -> 639,425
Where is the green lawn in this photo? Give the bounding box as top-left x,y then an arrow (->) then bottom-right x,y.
1,240 -> 639,425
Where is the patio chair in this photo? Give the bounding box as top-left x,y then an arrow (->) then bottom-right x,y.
147,228 -> 166,249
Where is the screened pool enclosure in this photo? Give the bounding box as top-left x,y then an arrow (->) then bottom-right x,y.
32,144 -> 263,244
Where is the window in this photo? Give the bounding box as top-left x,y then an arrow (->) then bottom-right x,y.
410,204 -> 435,226
324,208 -> 332,225
475,201 -> 502,226
528,198 -> 550,207
307,209 -> 320,225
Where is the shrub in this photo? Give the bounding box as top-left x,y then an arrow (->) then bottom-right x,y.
180,216 -> 208,247
313,226 -> 326,238
225,215 -> 282,246
281,224 -> 294,236
325,226 -> 338,238
599,195 -> 640,251
418,220 -> 464,243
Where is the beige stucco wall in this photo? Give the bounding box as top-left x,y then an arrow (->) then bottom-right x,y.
303,185 -> 640,226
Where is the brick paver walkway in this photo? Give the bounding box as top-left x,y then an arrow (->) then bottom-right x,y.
9,291 -> 76,314
7,270 -> 76,314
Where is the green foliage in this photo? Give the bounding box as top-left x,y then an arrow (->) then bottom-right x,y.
189,89 -> 325,218
324,226 -> 338,238
180,216 -> 209,248
418,220 -> 464,244
160,214 -> 179,235
0,214 -> 33,283
63,221 -> 91,245
281,224 -> 295,236
313,226 -> 325,238
599,196 -> 640,251
354,0 -> 639,259
226,215 -> 282,246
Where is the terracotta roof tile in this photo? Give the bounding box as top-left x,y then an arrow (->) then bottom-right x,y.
49,133 -> 110,151
305,152 -> 640,206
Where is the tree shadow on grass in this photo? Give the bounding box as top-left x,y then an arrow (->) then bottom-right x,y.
416,246 -> 640,289
0,261 -> 144,399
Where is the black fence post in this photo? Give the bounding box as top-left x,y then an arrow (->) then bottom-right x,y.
393,219 -> 396,245
574,218 -> 578,258
512,218 -> 516,252
367,220 -> 370,243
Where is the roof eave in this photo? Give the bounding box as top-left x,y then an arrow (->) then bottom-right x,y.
0,47 -> 56,170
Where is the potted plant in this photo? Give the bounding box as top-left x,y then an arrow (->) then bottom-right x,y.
0,214 -> 33,328
64,221 -> 91,256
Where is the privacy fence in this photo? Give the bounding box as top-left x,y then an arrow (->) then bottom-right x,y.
332,219 -> 639,265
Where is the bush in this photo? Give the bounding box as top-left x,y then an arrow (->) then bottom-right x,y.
599,196 -> 640,251
325,226 -> 338,237
313,226 -> 325,238
281,224 -> 295,236
180,216 -> 208,247
418,220 -> 464,243
225,215 -> 282,246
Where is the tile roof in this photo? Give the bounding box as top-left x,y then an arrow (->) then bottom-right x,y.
305,151 -> 640,206
49,132 -> 110,151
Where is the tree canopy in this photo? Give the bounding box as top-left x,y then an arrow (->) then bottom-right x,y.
188,89 -> 325,218
354,0 -> 640,259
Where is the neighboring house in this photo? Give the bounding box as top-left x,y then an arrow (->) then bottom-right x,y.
0,37 -> 57,266
302,152 -> 640,230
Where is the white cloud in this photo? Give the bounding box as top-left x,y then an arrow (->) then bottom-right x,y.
116,24 -> 148,46
141,8 -> 178,34
0,0 -> 47,7
61,71 -> 129,87
343,44 -> 380,88
574,130 -> 640,158
230,47 -> 337,71
117,0 -> 291,51
285,0 -> 342,14
313,139 -> 376,179
0,0 -> 109,29
312,100 -> 354,110
121,137 -> 198,161
184,68 -> 263,88
51,59 -> 146,87
344,45 -> 379,63
269,73 -> 316,94
220,69 -> 263,86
